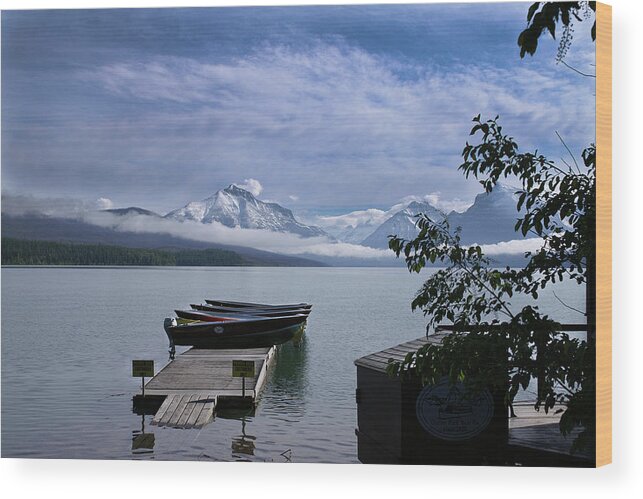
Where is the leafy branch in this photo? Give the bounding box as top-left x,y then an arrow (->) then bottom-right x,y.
387,116 -> 595,453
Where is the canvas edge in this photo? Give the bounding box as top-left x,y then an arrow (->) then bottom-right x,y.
596,0 -> 612,468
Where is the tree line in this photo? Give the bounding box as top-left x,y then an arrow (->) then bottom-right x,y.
1,238 -> 245,266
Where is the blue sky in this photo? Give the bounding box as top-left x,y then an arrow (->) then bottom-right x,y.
1,3 -> 595,216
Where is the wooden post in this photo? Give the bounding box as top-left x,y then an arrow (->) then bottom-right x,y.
535,328 -> 545,404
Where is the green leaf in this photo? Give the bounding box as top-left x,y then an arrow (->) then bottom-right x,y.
527,2 -> 539,22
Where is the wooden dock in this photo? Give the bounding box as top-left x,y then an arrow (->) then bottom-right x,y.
141,346 -> 276,429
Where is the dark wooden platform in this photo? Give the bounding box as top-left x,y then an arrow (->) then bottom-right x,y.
355,335 -> 595,466
354,332 -> 451,373
143,346 -> 276,429
508,403 -> 594,466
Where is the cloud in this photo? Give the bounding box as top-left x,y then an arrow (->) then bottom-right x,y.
233,178 -> 263,197
423,193 -> 471,214
96,197 -> 114,210
1,192 -> 111,217
55,40 -> 595,212
317,208 -> 389,231
479,238 -> 543,256
83,211 -> 392,259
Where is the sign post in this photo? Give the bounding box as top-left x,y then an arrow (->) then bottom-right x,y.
232,360 -> 255,398
132,360 -> 155,397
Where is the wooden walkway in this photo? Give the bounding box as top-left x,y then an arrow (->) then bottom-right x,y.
508,403 -> 594,464
144,347 -> 276,429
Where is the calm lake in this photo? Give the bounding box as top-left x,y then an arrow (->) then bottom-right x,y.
1,266 -> 585,462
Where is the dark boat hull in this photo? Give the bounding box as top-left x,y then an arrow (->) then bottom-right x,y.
171,323 -> 303,349
190,303 -> 311,317
204,299 -> 312,310
176,309 -> 241,322
164,314 -> 308,349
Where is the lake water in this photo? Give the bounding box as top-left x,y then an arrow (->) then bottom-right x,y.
1,266 -> 585,462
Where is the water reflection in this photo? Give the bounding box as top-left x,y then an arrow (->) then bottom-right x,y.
265,338 -> 310,410
131,414 -> 155,455
231,417 -> 256,457
216,407 -> 257,459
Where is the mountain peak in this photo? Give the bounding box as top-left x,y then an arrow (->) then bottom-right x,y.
224,184 -> 249,194
471,183 -> 519,208
103,207 -> 161,218
361,200 -> 445,248
164,185 -> 327,238
404,200 -> 442,215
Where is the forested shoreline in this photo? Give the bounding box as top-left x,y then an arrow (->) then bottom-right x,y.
1,238 -> 245,266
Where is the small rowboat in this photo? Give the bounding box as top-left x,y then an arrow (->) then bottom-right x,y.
204,299 -> 312,310
163,313 -> 308,350
190,303 -> 311,317
177,308 -> 308,322
176,309 -> 242,322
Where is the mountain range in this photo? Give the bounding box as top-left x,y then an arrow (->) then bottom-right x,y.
2,183 -> 532,266
324,184 -> 524,249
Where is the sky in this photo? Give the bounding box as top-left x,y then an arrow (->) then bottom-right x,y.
1,2 -> 596,218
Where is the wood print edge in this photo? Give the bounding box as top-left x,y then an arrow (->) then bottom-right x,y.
595,1 -> 612,468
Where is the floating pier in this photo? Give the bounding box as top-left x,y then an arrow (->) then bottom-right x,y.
136,346 -> 276,429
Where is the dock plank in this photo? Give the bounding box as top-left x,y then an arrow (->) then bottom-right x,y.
186,395 -> 215,428
176,394 -> 200,427
153,394 -> 182,426
151,394 -> 176,425
194,401 -> 215,428
163,394 -> 192,427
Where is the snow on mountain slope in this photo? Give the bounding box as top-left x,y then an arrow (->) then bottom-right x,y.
361,201 -> 445,249
360,184 -> 525,249
165,184 -> 328,238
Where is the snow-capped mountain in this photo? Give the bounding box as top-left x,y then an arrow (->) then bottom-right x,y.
361,201 -> 445,249
164,184 -> 327,238
360,184 -> 524,249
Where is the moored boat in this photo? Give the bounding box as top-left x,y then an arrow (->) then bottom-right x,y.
204,299 -> 312,310
164,313 -> 308,350
190,303 -> 311,317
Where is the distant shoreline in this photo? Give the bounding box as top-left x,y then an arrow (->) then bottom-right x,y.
1,237 -> 251,267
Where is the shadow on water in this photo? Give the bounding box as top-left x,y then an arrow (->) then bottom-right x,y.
231,417 -> 257,459
212,406 -> 258,460
131,413 -> 155,456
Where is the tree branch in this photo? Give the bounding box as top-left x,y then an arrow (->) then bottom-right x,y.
555,131 -> 581,173
552,290 -> 586,317
558,59 -> 596,78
